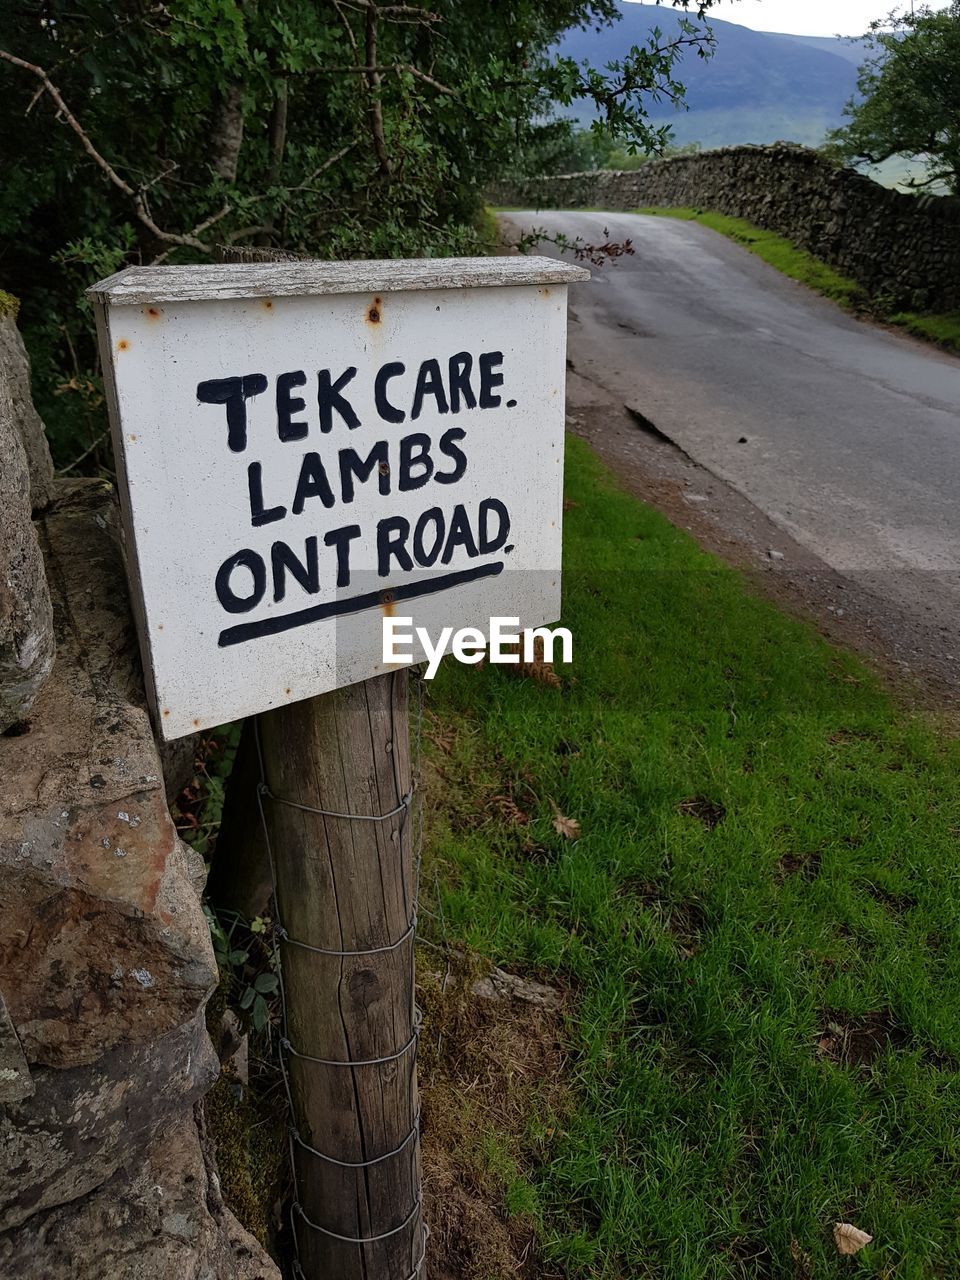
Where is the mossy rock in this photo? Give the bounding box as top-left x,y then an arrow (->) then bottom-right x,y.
0,291 -> 20,320
203,978 -> 286,1252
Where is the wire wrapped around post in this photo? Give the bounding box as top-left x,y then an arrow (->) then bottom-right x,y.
254,668 -> 427,1280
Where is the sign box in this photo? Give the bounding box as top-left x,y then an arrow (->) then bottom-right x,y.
89,257 -> 588,740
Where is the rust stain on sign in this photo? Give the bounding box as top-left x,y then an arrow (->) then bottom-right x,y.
366,295 -> 383,325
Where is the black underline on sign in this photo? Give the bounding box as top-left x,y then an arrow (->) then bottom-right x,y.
217,560 -> 505,647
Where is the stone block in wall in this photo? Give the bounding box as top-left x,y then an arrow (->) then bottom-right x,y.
0,1008 -> 217,1230
0,1110 -> 279,1279
0,295 -> 56,512
0,477 -> 261,1274
0,992 -> 32,1104
0,482 -> 217,1070
0,304 -> 55,733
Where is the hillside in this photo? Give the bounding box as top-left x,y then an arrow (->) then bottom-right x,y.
786,32 -> 870,66
554,3 -> 866,148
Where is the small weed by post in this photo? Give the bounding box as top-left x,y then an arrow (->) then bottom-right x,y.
204,907 -> 278,1033
174,723 -> 243,859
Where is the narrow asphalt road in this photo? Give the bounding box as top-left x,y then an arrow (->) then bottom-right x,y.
519,210 -> 960,645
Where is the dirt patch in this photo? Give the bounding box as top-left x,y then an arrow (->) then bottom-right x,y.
777,851 -> 822,882
678,795 -> 726,829
418,953 -> 570,1280
816,1009 -> 908,1069
724,1236 -> 774,1279
620,879 -> 708,952
667,899 -> 707,950
827,727 -> 882,746
864,882 -> 917,915
424,712 -> 538,835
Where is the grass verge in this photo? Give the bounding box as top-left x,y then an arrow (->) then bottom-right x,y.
632,206 -> 960,354
886,308 -> 960,350
422,432 -> 960,1279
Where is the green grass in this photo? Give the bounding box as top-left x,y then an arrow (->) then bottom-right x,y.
424,434 -> 960,1279
631,207 -> 960,355
888,309 -> 960,351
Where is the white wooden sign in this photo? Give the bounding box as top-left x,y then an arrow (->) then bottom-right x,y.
89,257 -> 588,740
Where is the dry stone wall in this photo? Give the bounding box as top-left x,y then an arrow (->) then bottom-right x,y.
492,144 -> 960,313
0,296 -> 55,732
0,301 -> 278,1278
0,298 -> 56,512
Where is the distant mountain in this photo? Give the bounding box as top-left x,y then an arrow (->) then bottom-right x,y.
554,4 -> 867,148
784,33 -> 870,67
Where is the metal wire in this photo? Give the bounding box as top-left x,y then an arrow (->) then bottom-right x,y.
292,1113 -> 421,1168
290,1217 -> 430,1280
280,1010 -> 421,1067
254,668 -> 428,1277
276,916 -> 417,957
293,1195 -> 423,1243
260,782 -> 413,823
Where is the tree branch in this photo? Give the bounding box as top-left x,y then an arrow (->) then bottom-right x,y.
336,0 -> 441,21
398,64 -> 456,95
226,225 -> 275,244
0,48 -> 227,253
904,171 -> 946,189
308,63 -> 456,94
256,78 -> 290,246
204,144 -> 357,257
287,142 -> 357,189
331,0 -> 359,52
364,4 -> 392,176
150,202 -> 232,263
210,83 -> 245,182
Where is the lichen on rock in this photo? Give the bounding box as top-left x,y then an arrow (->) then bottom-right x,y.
0,309 -> 54,732
0,300 -> 56,511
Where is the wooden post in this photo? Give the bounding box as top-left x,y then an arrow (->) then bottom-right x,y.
90,253 -> 585,1280
258,668 -> 424,1280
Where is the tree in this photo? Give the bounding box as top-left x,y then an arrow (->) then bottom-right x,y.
507,125 -> 701,177
830,2 -> 960,192
0,0 -> 713,468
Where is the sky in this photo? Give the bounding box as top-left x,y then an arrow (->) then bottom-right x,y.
625,0 -> 950,37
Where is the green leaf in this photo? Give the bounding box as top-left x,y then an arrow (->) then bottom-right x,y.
252,994 -> 269,1031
